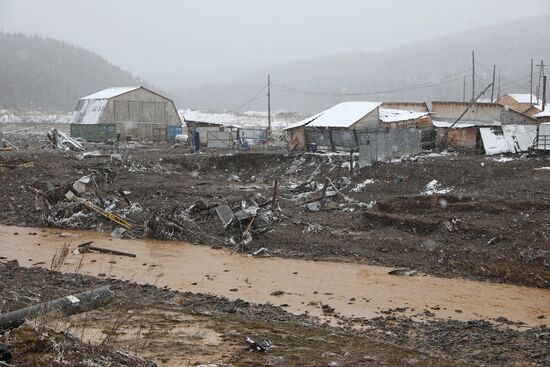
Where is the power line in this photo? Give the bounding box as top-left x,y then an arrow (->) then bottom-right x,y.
234,85 -> 267,111
271,69 -> 467,97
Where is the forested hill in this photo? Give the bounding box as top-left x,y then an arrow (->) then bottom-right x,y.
174,15 -> 550,113
0,32 -> 143,111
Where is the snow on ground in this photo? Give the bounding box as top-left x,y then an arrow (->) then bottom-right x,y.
179,109 -> 304,129
0,109 -> 72,124
422,180 -> 452,195
351,179 -> 376,192
534,167 -> 550,170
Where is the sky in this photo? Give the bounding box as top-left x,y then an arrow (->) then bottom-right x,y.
1,0 -> 549,90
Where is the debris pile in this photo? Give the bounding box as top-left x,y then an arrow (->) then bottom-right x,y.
29,175 -> 134,233
45,128 -> 84,151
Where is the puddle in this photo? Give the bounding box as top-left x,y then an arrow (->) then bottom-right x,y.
1,225 -> 549,327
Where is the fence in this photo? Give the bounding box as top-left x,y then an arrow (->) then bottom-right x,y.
238,128 -> 268,145
206,131 -> 235,148
357,128 -> 421,167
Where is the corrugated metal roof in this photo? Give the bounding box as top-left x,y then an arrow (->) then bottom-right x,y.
80,87 -> 140,100
480,125 -> 537,155
285,102 -> 381,130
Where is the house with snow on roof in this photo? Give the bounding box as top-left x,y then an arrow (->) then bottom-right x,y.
70,86 -> 182,142
496,93 -> 546,116
284,101 -> 381,151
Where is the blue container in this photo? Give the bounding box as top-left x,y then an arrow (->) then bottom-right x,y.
166,126 -> 183,143
308,143 -> 317,152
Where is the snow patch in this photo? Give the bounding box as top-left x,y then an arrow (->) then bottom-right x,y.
351,179 -> 376,192
422,180 -> 452,196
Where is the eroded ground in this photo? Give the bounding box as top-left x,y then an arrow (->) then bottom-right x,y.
1,124 -> 549,366
1,125 -> 549,288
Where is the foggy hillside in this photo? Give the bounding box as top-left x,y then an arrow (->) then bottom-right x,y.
175,15 -> 550,113
0,32 -> 143,111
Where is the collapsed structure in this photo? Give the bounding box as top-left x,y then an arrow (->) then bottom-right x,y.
431,101 -> 537,154
70,86 -> 182,142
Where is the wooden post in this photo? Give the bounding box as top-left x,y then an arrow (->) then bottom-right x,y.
328,130 -> 336,152
271,179 -> 278,206
352,129 -> 359,150
336,161 -> 342,189
349,150 -> 354,174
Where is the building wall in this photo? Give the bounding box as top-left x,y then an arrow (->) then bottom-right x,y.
382,102 -> 429,112
436,127 -> 479,152
287,126 -> 306,151
432,102 -> 535,125
351,108 -> 380,129
99,88 -> 181,126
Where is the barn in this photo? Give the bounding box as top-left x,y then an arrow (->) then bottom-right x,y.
70,86 -> 182,142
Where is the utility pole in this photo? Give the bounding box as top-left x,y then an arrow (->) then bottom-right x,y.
536,60 -> 544,104
462,75 -> 466,102
498,70 -> 501,99
543,76 -> 547,112
530,59 -> 534,104
267,74 -> 271,134
450,82 -> 493,128
490,64 -> 496,102
471,50 -> 475,101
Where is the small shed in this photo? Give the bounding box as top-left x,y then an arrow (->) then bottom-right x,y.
284,101 -> 381,151
379,102 -> 433,148
70,86 -> 181,142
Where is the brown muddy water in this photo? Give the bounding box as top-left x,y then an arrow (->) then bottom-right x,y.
0,225 -> 548,327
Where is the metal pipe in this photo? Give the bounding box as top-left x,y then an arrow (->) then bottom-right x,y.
0,286 -> 114,332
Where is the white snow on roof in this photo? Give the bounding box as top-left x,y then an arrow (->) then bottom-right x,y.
506,93 -> 538,104
432,120 -> 501,128
285,102 -> 381,130
80,87 -> 140,100
180,109 -> 300,129
534,107 -> 550,118
379,108 -> 429,123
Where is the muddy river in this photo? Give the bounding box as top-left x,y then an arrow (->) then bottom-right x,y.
0,225 -> 548,327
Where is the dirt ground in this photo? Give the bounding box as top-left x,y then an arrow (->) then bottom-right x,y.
1,124 -> 549,366
1,261 -> 549,367
1,123 -> 549,288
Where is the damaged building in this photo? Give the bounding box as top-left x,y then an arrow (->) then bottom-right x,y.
379,102 -> 433,148
284,101 -> 382,151
432,101 -> 537,154
70,86 -> 182,142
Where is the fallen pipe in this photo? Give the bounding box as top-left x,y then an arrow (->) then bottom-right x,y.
0,286 -> 115,332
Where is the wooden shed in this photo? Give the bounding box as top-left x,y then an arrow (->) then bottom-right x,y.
284,101 -> 381,151
70,86 -> 181,142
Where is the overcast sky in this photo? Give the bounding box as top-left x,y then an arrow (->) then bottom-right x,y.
1,0 -> 549,90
